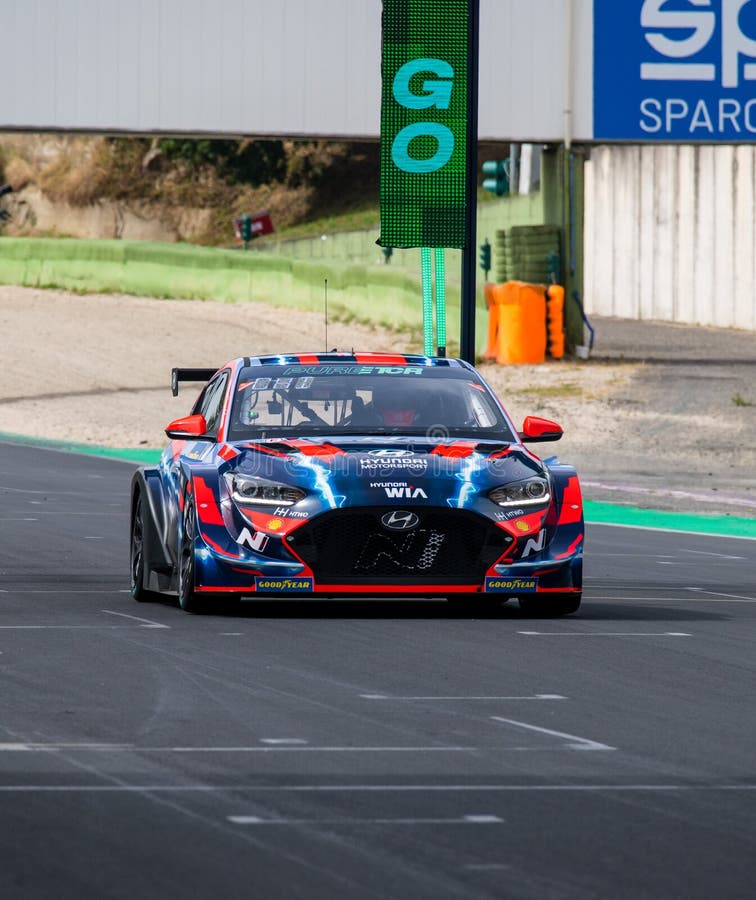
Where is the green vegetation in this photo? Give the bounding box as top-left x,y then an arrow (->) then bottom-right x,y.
732,392 -> 754,407
157,139 -> 286,185
274,204 -> 380,240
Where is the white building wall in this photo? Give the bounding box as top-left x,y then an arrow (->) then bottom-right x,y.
0,0 -> 593,141
584,144 -> 756,331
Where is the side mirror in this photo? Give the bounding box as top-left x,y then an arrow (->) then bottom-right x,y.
519,415 -> 563,443
165,414 -> 213,441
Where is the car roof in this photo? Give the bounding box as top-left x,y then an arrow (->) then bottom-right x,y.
236,352 -> 473,369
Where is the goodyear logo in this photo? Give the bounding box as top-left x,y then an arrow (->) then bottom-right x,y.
485,576 -> 538,593
255,576 -> 314,593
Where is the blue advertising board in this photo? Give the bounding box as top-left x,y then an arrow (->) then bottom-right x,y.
595,1 -> 756,141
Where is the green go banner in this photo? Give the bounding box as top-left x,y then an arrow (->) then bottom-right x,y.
379,0 -> 470,249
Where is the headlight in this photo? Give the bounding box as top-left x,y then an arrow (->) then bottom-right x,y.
224,473 -> 306,507
489,476 -> 550,507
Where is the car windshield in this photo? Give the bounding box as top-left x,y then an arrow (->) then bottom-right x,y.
227,364 -> 516,441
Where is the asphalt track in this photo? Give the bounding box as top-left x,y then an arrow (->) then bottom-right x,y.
2,441 -> 756,900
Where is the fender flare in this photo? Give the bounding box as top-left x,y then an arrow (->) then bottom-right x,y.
131,468 -> 173,592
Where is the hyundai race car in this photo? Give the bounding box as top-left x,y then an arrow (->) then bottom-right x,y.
129,353 -> 583,614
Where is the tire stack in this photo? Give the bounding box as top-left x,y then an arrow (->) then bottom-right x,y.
494,225 -> 561,285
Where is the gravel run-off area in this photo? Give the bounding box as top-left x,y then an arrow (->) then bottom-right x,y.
1,285 -> 754,517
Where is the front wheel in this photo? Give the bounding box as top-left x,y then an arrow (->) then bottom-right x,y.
178,494 -> 205,614
519,594 -> 581,617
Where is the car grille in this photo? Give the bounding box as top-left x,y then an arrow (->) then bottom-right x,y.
287,507 -> 508,584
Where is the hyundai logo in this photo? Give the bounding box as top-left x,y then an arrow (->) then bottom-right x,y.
368,449 -> 414,457
381,510 -> 420,531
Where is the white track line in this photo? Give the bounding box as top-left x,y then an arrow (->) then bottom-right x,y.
0,743 -> 132,751
0,743 -> 572,754
360,694 -> 566,701
0,745 -> 469,753
518,631 -> 691,637
228,814 -> 504,826
2,784 -> 756,793
0,625 -> 157,630
490,716 -> 615,751
587,521 -> 756,541
681,549 -> 746,560
686,588 -> 756,601
587,595 -> 756,603
101,609 -> 170,628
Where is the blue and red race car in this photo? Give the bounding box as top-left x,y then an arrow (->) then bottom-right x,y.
129,352 -> 583,614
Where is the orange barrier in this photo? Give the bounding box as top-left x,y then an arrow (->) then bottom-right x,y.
483,282 -> 546,364
546,284 -> 565,359
482,283 -> 500,360
484,281 -> 566,364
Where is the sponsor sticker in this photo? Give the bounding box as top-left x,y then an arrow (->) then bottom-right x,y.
236,527 -> 269,552
255,576 -> 314,593
521,529 -> 546,558
360,457 -> 428,473
267,518 -> 284,531
485,576 -> 538,593
370,481 -> 428,499
494,508 -> 525,521
283,366 -> 423,377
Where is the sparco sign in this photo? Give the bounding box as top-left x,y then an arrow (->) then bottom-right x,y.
594,0 -> 756,140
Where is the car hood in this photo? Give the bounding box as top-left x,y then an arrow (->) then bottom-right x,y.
228,435 -> 547,507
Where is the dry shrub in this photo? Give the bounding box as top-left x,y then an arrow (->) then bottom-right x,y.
37,142 -> 111,206
0,134 -> 382,244
4,155 -> 36,190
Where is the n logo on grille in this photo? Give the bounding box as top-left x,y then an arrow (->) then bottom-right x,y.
381,510 -> 420,531
521,529 -> 546,558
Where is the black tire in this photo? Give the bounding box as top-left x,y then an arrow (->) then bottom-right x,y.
130,491 -> 158,602
518,593 -> 582,617
178,494 -> 205,614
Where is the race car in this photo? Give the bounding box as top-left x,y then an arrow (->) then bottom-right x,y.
129,352 -> 583,615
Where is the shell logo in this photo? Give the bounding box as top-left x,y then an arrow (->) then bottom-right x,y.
267,518 -> 284,531
516,521 -> 530,532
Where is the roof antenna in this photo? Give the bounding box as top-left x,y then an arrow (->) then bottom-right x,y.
324,278 -> 328,353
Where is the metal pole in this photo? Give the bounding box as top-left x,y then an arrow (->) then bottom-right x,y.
434,248 -> 447,356
460,0 -> 480,365
421,247 -> 434,357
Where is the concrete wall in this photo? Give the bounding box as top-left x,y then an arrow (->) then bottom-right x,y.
584,145 -> 756,331
0,235 -> 495,353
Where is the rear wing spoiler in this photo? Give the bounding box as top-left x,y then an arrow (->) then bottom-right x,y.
171,367 -> 219,397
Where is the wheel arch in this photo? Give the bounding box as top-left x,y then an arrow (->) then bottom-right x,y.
131,467 -> 173,592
